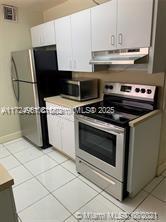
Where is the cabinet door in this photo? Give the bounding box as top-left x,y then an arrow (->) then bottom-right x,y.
71,9 -> 92,72
61,119 -> 75,159
54,16 -> 73,71
42,21 -> 56,46
117,0 -> 153,49
47,112 -> 62,150
91,0 -> 117,51
31,25 -> 43,47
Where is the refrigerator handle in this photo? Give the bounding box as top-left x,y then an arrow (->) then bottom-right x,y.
11,57 -> 20,101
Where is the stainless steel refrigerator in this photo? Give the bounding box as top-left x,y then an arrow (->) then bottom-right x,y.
11,49 -> 71,148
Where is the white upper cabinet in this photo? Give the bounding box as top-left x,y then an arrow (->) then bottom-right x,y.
91,0 -> 153,52
31,21 -> 56,48
71,9 -> 92,72
54,16 -> 73,71
117,0 -> 153,49
55,9 -> 92,72
91,0 -> 117,51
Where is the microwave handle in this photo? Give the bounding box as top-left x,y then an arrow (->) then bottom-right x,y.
76,115 -> 124,135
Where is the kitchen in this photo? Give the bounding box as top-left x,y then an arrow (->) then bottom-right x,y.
0,0 -> 166,222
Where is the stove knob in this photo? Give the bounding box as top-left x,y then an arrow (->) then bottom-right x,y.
147,89 -> 152,94
105,85 -> 109,89
135,88 -> 140,93
109,85 -> 114,90
141,88 -> 146,94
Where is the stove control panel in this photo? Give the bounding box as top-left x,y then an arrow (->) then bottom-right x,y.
104,83 -> 156,101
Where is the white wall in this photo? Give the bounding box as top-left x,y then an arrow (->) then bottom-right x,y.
43,0 -> 108,21
0,6 -> 43,143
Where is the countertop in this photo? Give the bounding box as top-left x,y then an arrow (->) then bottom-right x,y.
0,164 -> 14,192
129,110 -> 161,127
44,96 -> 103,109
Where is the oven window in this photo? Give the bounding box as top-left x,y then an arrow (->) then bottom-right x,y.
79,123 -> 116,167
62,84 -> 79,97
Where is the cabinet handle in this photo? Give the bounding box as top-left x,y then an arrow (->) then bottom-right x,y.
111,35 -> 115,46
118,33 -> 123,45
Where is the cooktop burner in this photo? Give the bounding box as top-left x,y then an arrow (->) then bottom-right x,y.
76,101 -> 140,127
75,83 -> 157,127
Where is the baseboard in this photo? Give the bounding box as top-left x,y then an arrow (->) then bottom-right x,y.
0,131 -> 22,144
157,161 -> 166,175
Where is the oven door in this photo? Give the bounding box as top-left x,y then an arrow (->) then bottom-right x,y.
75,115 -> 126,182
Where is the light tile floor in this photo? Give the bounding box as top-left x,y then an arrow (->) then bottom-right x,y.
0,138 -> 166,222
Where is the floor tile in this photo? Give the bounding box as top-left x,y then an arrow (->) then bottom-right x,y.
4,138 -> 34,154
101,190 -> 149,213
65,216 -> 78,222
0,155 -> 20,170
47,150 -> 68,163
37,165 -> 75,192
42,147 -> 54,154
144,176 -> 164,193
13,178 -> 49,212
9,165 -> 33,187
53,178 -> 98,213
134,195 -> 166,222
79,175 -> 103,193
19,194 -> 70,222
152,178 -> 166,201
24,155 -> 58,176
75,194 -> 126,222
61,159 -> 79,176
0,144 -> 10,159
14,147 -> 43,164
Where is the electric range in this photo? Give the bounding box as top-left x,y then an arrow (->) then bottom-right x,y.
75,82 -> 157,201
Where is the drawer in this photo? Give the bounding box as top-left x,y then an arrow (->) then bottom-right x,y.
46,102 -> 74,122
76,157 -> 123,201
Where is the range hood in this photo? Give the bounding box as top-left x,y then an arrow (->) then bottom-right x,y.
90,48 -> 149,65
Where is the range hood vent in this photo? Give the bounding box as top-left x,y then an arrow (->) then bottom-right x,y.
90,48 -> 149,65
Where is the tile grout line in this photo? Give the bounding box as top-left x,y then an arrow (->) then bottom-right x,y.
2,148 -> 147,220
16,154 -> 78,218
2,141 -> 165,221
15,164 -> 73,218
150,193 -> 166,203
68,187 -> 127,222
142,175 -> 165,194
141,176 -> 166,204
1,148 -> 47,168
3,147 -> 56,216
19,167 -> 76,219
13,151 -> 107,220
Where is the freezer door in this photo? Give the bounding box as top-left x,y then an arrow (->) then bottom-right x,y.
18,81 -> 42,147
11,49 -> 36,83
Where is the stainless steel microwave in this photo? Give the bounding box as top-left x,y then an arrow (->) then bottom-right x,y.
61,78 -> 99,101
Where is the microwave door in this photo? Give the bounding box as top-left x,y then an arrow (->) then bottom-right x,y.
61,83 -> 80,100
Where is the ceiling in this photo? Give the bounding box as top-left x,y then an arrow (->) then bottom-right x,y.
0,0 -> 68,11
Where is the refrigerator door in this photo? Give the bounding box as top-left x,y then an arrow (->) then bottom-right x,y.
11,49 -> 36,83
18,81 -> 42,147
11,57 -> 19,101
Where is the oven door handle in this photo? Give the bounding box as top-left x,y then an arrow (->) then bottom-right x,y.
76,115 -> 125,135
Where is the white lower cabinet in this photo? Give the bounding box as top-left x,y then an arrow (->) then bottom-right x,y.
61,118 -> 75,159
47,113 -> 62,150
46,102 -> 75,159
